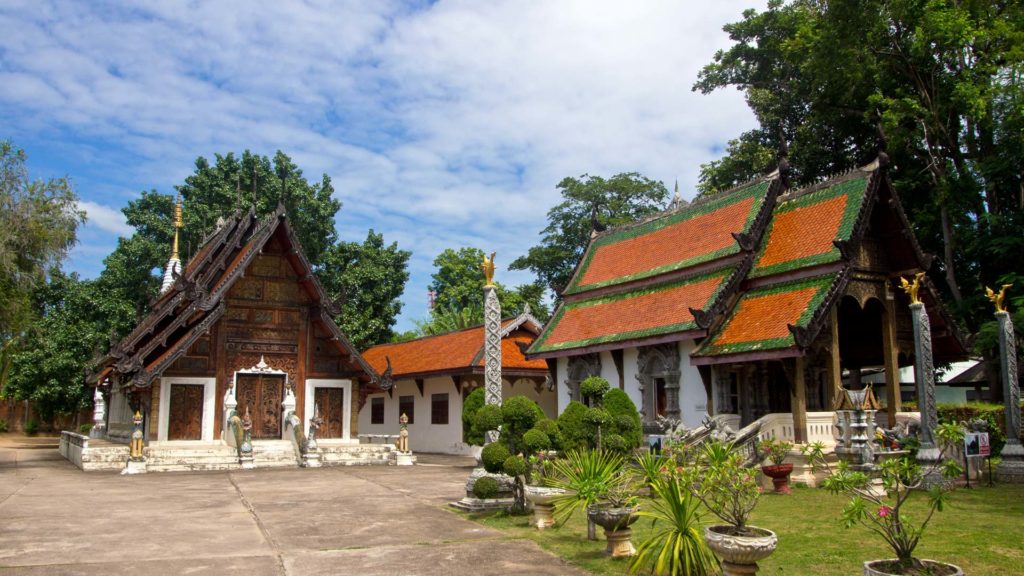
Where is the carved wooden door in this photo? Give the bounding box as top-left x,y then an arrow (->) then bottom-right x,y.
168,384 -> 204,440
314,387 -> 345,438
236,374 -> 284,439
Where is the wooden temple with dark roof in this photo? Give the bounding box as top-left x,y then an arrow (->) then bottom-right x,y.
529,157 -> 967,443
88,202 -> 383,460
359,310 -> 553,454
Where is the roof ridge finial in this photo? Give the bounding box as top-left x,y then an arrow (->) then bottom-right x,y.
171,193 -> 183,259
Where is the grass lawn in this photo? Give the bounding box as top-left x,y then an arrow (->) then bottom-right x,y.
466,482 -> 1024,575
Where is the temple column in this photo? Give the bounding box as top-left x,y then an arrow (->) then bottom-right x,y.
828,305 -> 843,409
791,356 -> 808,444
483,275 -> 502,444
882,289 -> 902,425
908,299 -> 942,486
90,386 -> 107,439
995,308 -> 1023,482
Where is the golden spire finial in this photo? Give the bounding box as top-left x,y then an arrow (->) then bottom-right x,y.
898,272 -> 925,305
171,194 -> 183,260
986,284 -> 1012,313
482,251 -> 496,287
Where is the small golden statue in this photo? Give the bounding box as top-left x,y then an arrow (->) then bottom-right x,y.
129,410 -> 145,460
482,251 -> 496,287
986,284 -> 1012,313
898,272 -> 926,305
395,412 -> 410,453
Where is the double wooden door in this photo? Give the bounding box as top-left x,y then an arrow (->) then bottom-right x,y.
168,384 -> 204,440
236,374 -> 285,439
314,387 -> 345,438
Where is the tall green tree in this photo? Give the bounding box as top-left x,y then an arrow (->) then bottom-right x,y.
422,247 -> 550,335
321,230 -> 411,351
695,0 -> 1024,330
0,141 -> 84,393
510,173 -> 668,296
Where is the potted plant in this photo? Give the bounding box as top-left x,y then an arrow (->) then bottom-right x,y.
629,471 -> 719,576
547,449 -> 625,541
524,451 -> 567,529
757,438 -> 794,494
685,440 -> 777,576
586,471 -> 641,557
810,423 -> 966,576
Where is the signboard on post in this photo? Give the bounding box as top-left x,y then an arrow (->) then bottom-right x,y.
965,432 -> 990,457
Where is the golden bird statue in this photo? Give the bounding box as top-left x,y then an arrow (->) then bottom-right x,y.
482,251 -> 496,287
898,272 -> 926,305
986,284 -> 1012,313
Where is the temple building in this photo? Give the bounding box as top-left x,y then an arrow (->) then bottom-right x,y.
359,309 -> 553,455
80,202 -> 390,470
529,157 -> 967,443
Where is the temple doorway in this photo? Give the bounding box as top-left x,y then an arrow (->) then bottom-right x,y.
314,387 -> 345,438
236,374 -> 285,439
168,384 -> 203,440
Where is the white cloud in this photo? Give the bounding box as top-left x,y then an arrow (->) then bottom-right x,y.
0,0 -> 766,329
78,200 -> 132,236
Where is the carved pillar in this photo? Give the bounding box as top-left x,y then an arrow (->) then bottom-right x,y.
910,302 -> 941,468
91,386 -> 107,439
882,290 -> 902,424
792,356 -> 808,444
995,310 -> 1024,482
483,284 -> 502,444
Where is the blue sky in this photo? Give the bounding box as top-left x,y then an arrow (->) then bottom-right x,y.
1,0 -> 763,331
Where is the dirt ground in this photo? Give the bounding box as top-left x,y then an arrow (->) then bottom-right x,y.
0,435 -> 586,575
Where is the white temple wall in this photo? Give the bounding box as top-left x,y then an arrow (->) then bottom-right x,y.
358,377 -> 472,455
678,340 -> 709,428
555,357 -> 571,415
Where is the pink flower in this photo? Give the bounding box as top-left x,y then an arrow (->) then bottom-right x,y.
878,506 -> 892,518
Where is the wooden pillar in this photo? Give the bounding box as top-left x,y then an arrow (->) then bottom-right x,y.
792,356 -> 808,444
828,304 -> 843,409
882,292 -> 902,425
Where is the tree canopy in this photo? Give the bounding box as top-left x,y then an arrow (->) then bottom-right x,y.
510,173 -> 668,297
695,0 -> 1024,331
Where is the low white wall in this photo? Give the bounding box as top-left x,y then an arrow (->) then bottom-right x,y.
59,431 -> 89,470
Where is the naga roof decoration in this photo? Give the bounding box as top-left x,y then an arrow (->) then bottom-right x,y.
361,312 -> 547,380
563,177 -> 777,296
92,205 -> 377,389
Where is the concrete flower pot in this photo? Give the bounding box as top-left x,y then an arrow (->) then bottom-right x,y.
704,525 -> 777,576
863,559 -> 964,576
587,504 -> 640,557
761,463 -> 794,494
524,486 -> 568,529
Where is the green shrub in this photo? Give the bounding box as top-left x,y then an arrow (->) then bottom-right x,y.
604,433 -> 628,454
523,428 -> 551,454
503,454 -> 528,477
462,388 -> 485,445
481,442 -> 511,474
474,404 -> 503,436
579,376 -> 611,404
78,423 -> 93,435
501,396 -> 540,453
557,401 -> 590,451
532,418 -> 562,450
473,476 -> 499,499
0,419 -> 8,433
604,388 -> 642,448
24,420 -> 39,435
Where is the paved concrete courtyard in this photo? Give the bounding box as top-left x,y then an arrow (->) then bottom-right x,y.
0,436 -> 586,575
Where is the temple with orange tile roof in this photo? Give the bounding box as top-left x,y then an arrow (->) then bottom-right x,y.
529,156 -> 967,443
360,309 -> 552,455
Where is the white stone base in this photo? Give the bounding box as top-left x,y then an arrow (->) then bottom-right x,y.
395,452 -> 415,466
240,456 -> 255,470
121,459 -> 147,475
301,453 -> 323,468
996,442 -> 1024,483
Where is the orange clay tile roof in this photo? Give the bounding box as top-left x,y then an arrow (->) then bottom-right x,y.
749,175 -> 869,279
694,275 -> 836,357
564,180 -> 770,295
530,270 -> 731,354
362,322 -> 547,378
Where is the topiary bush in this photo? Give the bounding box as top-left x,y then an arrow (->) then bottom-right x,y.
473,476 -> 499,499
462,388 -> 485,445
474,404 -> 503,439
501,396 -> 540,453
78,423 -> 93,435
579,376 -> 611,405
523,428 -> 551,454
532,418 -> 561,451
503,454 -> 528,477
603,433 -> 628,454
604,388 -> 642,449
481,441 -> 511,474
557,401 -> 590,452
